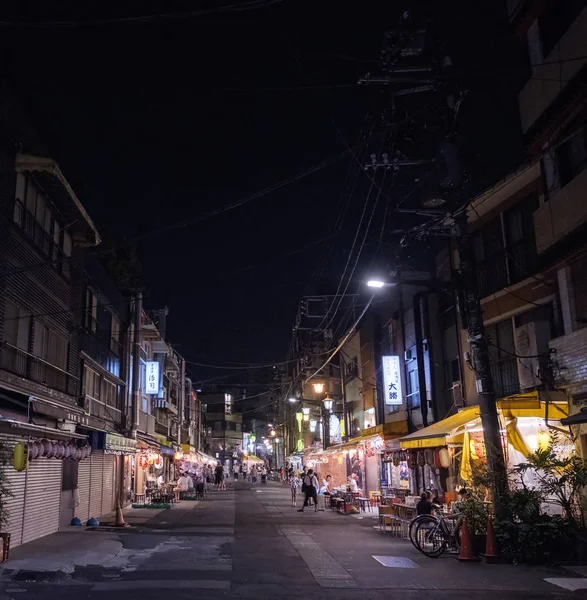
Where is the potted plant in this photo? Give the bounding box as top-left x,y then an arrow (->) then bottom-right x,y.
459,495 -> 489,554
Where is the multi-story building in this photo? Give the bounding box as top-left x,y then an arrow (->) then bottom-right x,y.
506,1 -> 587,443
202,392 -> 242,469
0,83 -> 137,547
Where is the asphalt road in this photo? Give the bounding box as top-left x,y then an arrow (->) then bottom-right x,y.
0,481 -> 584,600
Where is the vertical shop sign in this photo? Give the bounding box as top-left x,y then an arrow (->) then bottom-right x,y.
382,355 -> 402,406
146,361 -> 160,394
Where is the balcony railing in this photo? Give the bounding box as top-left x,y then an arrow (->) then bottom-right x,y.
1,342 -> 77,396
490,357 -> 520,399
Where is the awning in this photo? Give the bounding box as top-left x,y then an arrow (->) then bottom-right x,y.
0,418 -> 88,441
399,393 -> 569,449
400,406 -> 481,449
104,433 -> 137,455
561,407 -> 587,426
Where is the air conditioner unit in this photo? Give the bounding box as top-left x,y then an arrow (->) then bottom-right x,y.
404,349 -> 414,362
514,322 -> 539,390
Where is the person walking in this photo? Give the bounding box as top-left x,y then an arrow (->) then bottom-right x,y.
214,462 -> 225,491
290,472 -> 301,507
297,469 -> 318,512
251,464 -> 258,486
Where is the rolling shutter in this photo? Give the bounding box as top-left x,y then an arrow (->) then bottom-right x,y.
101,454 -> 116,515
77,457 -> 91,524
0,435 -> 26,547
89,451 -> 104,519
22,457 -> 63,544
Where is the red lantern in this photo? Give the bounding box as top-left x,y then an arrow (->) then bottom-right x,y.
138,454 -> 149,469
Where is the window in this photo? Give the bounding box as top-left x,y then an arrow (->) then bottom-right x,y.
225,393 -> 232,415
571,255 -> 587,329
504,195 -> 539,283
62,230 -> 72,277
101,378 -> 118,408
486,319 -> 520,398
85,366 -> 101,400
85,288 -> 98,332
110,314 -> 121,354
345,356 -> 359,380
473,218 -> 507,297
33,324 -> 68,371
3,300 -> 31,351
406,365 -> 420,409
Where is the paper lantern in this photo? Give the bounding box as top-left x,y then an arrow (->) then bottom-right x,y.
439,448 -> 450,469
139,454 -> 149,469
28,443 -> 39,460
153,454 -> 163,469
54,443 -> 65,460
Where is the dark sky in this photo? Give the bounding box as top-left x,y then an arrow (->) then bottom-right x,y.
0,1 -> 525,378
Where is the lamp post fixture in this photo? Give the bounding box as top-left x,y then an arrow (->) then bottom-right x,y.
323,394 -> 333,411
301,406 -> 310,422
312,382 -> 325,394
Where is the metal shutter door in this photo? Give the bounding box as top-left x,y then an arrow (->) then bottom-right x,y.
89,452 -> 104,519
22,457 -> 63,544
101,454 -> 116,515
77,458 -> 91,524
0,435 -> 26,547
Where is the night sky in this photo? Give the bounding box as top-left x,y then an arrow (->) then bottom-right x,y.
0,1 -> 525,379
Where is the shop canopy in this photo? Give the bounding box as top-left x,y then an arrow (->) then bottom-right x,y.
244,454 -> 263,463
399,393 -> 568,450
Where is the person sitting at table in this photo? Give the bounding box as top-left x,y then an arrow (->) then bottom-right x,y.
416,492 -> 435,515
320,474 -> 333,495
347,475 -> 358,493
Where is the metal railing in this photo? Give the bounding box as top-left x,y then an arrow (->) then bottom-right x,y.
1,342 -> 77,395
490,357 -> 520,398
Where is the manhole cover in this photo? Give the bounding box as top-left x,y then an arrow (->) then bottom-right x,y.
373,556 -> 419,568
12,570 -> 56,582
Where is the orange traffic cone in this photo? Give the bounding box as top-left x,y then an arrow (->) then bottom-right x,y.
114,503 -> 128,528
457,518 -> 478,562
481,516 -> 501,563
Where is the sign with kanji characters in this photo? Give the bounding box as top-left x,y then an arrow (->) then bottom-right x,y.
382,355 -> 402,406
145,361 -> 160,394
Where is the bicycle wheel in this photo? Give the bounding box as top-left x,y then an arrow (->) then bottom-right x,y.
413,516 -> 448,558
409,515 -> 435,551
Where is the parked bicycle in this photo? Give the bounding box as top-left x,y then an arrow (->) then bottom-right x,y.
409,512 -> 463,558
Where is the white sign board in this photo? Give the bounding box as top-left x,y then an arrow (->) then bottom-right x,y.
382,355 -> 402,406
145,361 -> 160,394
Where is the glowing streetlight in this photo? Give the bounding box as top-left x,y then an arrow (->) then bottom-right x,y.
309,419 -> 317,433
288,397 -> 296,403
367,279 -> 385,288
312,382 -> 325,394
323,394 -> 334,411
302,406 -> 310,422
270,429 -> 276,437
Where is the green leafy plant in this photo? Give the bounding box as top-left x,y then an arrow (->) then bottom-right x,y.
0,440 -> 14,531
513,434 -> 587,529
459,495 -> 489,535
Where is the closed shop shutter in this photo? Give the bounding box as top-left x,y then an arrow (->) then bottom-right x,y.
101,454 -> 116,515
0,435 -> 26,547
77,458 -> 91,524
89,452 -> 104,519
22,457 -> 63,544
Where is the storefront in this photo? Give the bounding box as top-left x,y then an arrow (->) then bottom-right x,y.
0,422 -> 91,548
398,393 -> 568,499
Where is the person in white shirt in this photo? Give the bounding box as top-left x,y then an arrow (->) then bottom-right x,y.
347,476 -> 358,493
298,469 -> 319,513
320,474 -> 333,495
176,473 -> 189,492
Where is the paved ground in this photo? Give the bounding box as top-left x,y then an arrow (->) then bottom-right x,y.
0,481 -> 585,599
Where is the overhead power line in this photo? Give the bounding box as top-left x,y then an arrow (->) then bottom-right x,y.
0,0 -> 286,27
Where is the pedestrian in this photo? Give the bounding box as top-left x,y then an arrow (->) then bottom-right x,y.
290,472 -> 300,507
214,462 -> 224,490
297,468 -> 318,513
251,464 -> 258,486
416,492 -> 434,515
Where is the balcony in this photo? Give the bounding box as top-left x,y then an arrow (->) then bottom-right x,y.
1,342 -> 76,396
84,396 -> 122,426
534,168 -> 587,253
518,6 -> 587,134
490,357 -> 520,399
139,410 -> 156,435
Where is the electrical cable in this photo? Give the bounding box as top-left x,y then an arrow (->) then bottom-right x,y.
0,0 -> 287,27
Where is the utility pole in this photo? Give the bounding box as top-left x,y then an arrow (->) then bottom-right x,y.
455,212 -> 508,516
131,291 -> 142,440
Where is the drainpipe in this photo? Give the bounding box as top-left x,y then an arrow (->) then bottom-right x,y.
179,359 -> 186,445
413,292 -> 429,427
131,292 -> 142,439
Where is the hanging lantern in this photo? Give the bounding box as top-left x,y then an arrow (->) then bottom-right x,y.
174,451 -> 183,461
153,454 -> 163,469
139,454 -> 149,469
63,444 -> 72,459
28,443 -> 39,460
439,447 -> 450,469
46,442 -> 57,459
54,443 -> 65,460
41,439 -> 52,457
14,442 -> 27,471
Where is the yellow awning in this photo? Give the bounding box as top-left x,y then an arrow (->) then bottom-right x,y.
400,406 -> 480,449
399,393 -> 568,450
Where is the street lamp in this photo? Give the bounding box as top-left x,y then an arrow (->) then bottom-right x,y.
288,397 -> 296,403
367,279 -> 397,288
323,394 -> 333,411
270,429 -> 276,437
312,382 -> 325,394
302,406 -> 310,422
309,419 -> 317,432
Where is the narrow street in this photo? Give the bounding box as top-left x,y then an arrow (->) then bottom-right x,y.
0,482 -> 581,600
